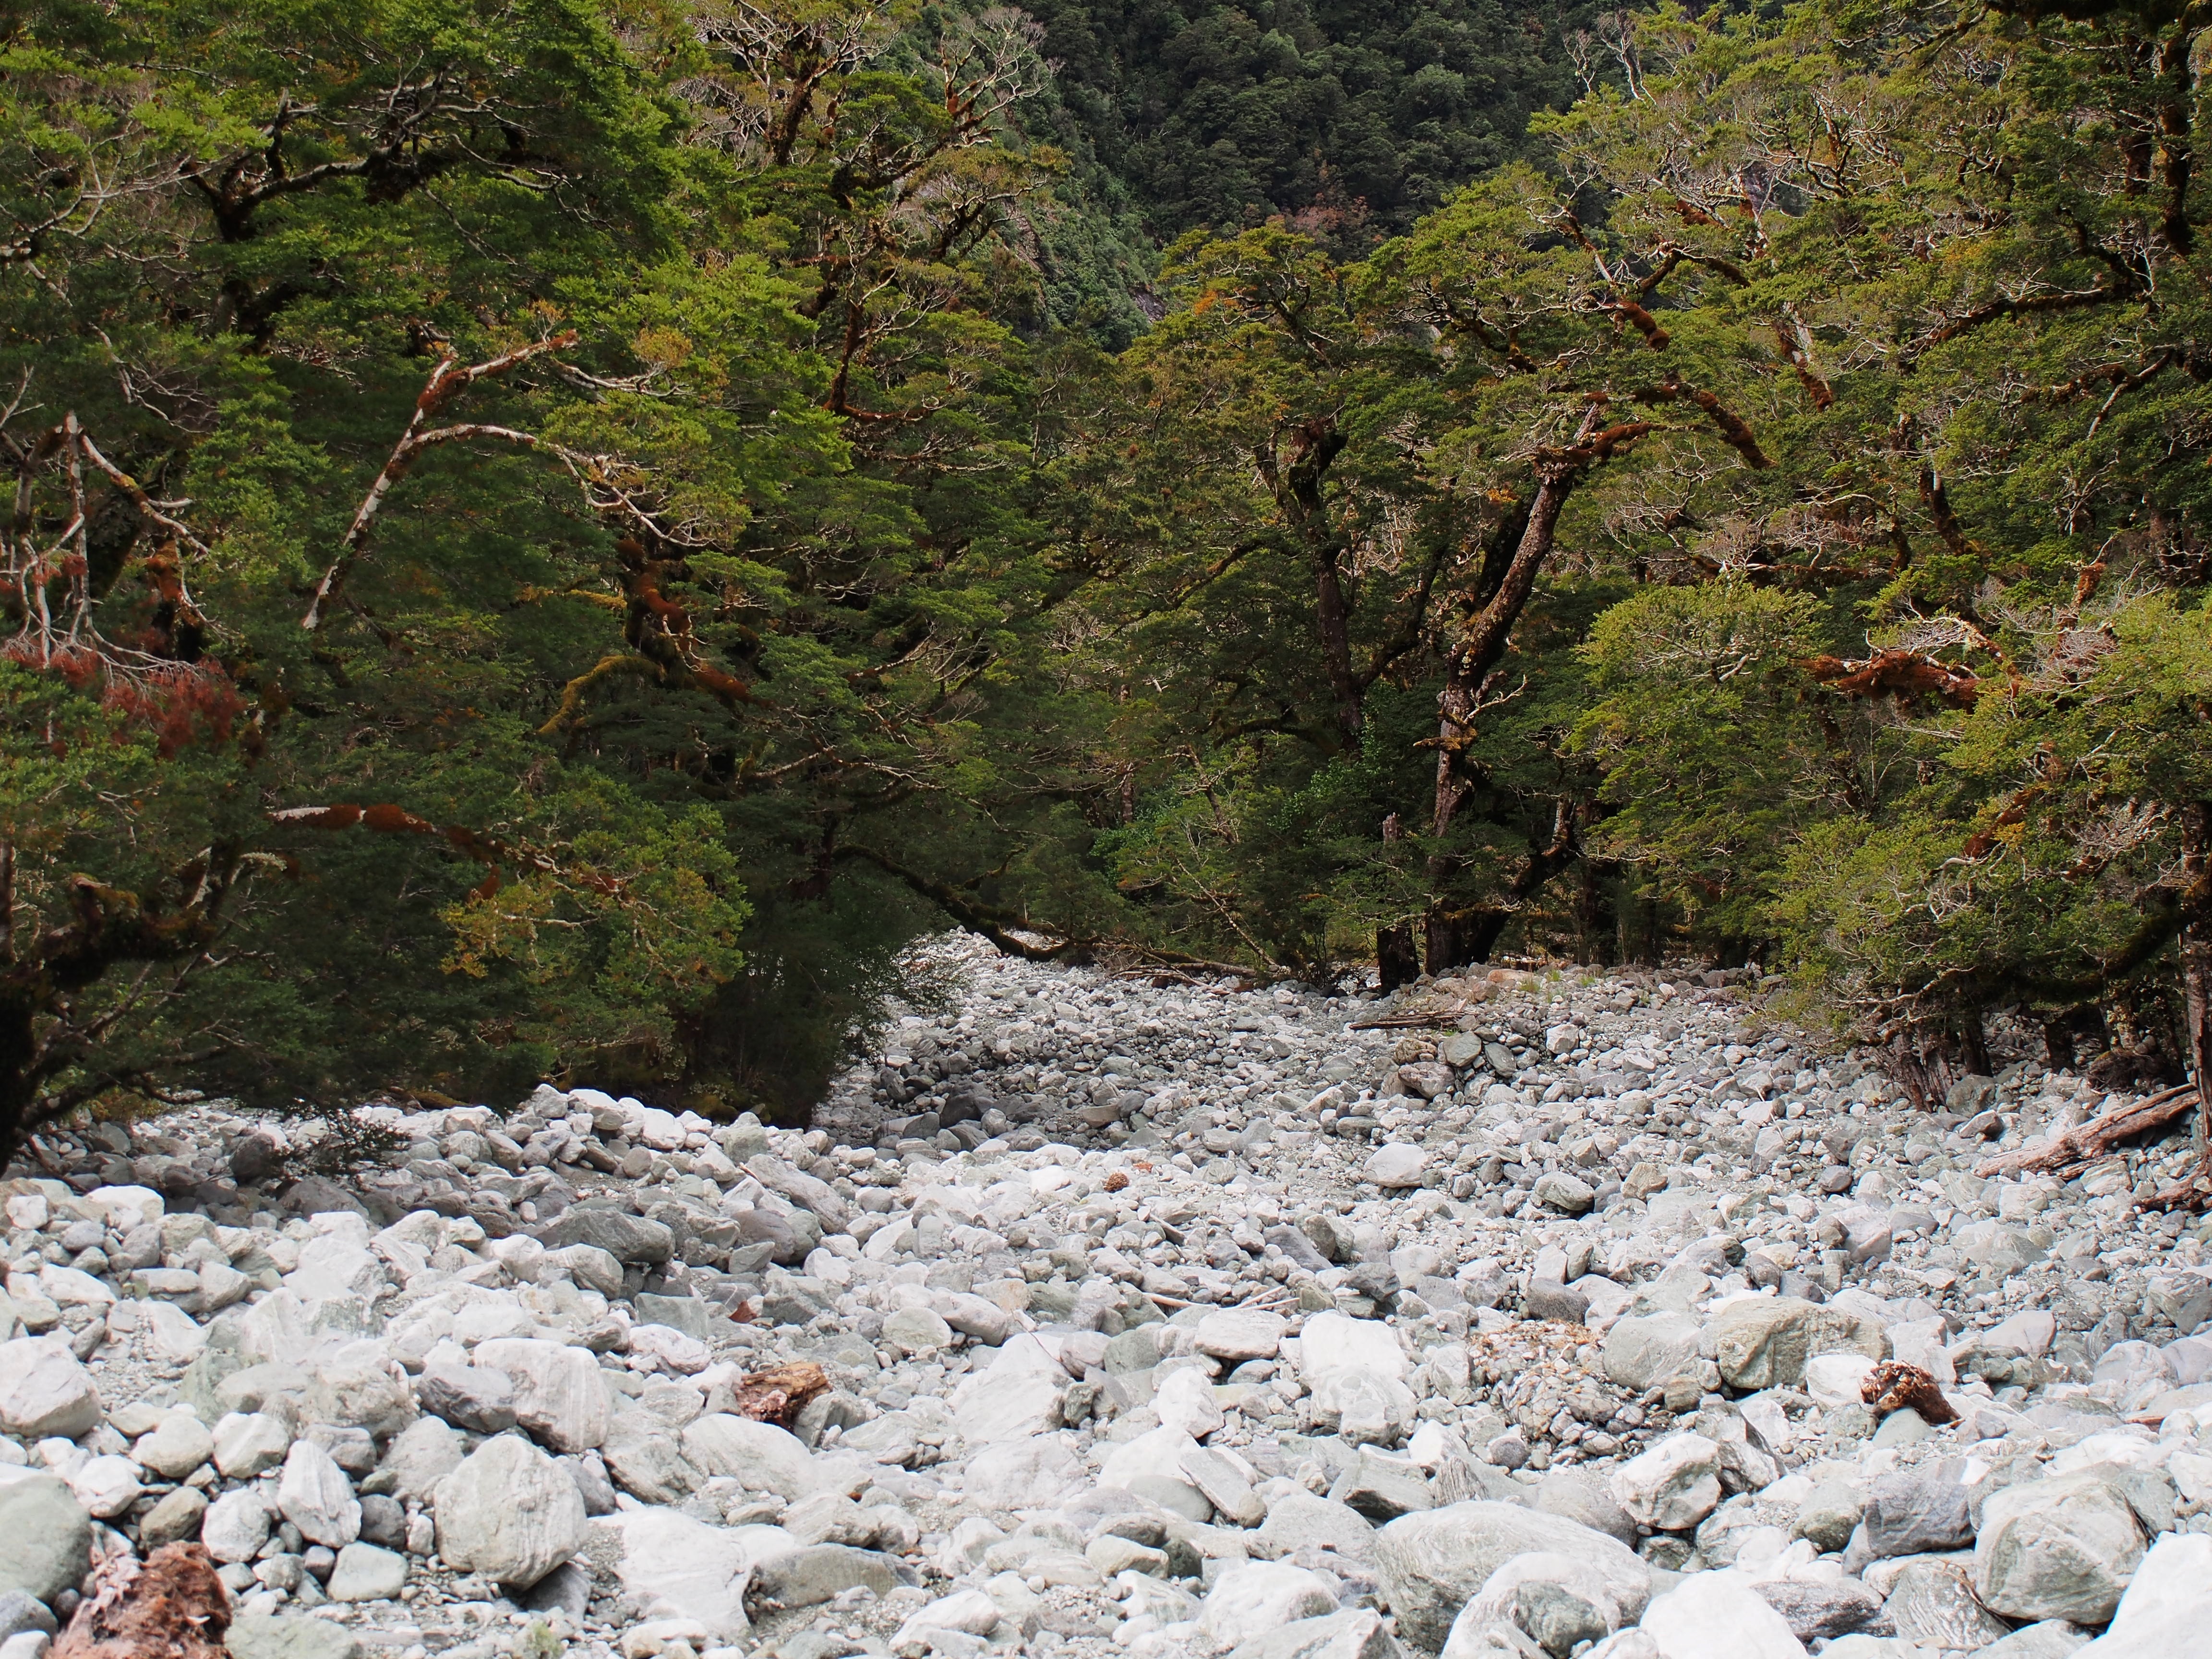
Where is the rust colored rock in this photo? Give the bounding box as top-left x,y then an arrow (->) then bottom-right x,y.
54,1544 -> 230,1659
1861,1359 -> 1958,1426
733,1360 -> 830,1427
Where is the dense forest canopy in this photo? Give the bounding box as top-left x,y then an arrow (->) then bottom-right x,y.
4,0 -> 2212,1155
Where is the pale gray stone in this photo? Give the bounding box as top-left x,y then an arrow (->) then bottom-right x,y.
203,1487 -> 275,1563
0,1476 -> 91,1603
1608,1434 -> 1721,1532
1976,1469 -> 2146,1625
1882,1557 -> 2010,1650
132,1412 -> 214,1479
276,1438 -> 360,1548
374,1416 -> 462,1504
0,1337 -> 99,1438
470,1338 -> 610,1453
225,1614 -> 364,1659
1258,1491 -> 1380,1563
1198,1562 -> 1337,1648
1226,1609 -> 1402,1659
1373,1501 -> 1650,1652
433,1432 -> 587,1589
324,1542 -> 407,1603
1600,1314 -> 1701,1393
679,1413 -> 823,1498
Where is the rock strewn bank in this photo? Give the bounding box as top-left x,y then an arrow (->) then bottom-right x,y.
4,936 -> 2212,1659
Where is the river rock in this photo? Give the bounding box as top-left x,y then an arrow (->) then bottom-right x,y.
1609,1434 -> 1721,1532
469,1339 -> 609,1453
276,1438 -> 360,1547
1637,1572 -> 1809,1659
433,1433 -> 588,1589
0,1476 -> 91,1602
1198,1562 -> 1338,1647
0,1337 -> 99,1438
1373,1501 -> 1650,1651
1976,1468 -> 2148,1625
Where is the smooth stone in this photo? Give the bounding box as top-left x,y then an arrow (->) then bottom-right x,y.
0,1338 -> 100,1438
679,1415 -> 825,1499
1198,1562 -> 1338,1648
1373,1501 -> 1650,1652
2072,1530 -> 2212,1656
597,1508 -> 781,1641
1636,1571 -> 1809,1659
276,1439 -> 360,1548
202,1489 -> 274,1563
0,1476 -> 91,1603
470,1339 -> 610,1453
325,1542 -> 407,1602
1609,1434 -> 1721,1532
225,1613 -> 364,1659
433,1432 -> 588,1589
1976,1469 -> 2147,1626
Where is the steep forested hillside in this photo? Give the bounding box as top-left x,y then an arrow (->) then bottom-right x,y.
1021,0 -> 1599,241
5,0 -> 2212,1149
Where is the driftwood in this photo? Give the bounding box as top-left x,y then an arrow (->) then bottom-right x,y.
2138,1166 -> 2212,1214
1862,1359 -> 1958,1426
732,1361 -> 830,1427
1973,1084 -> 2194,1180
54,1544 -> 229,1659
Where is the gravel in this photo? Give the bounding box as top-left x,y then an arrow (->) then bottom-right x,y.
4,936 -> 2212,1659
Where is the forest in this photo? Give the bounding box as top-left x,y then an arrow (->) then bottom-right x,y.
3,0 -> 2210,1148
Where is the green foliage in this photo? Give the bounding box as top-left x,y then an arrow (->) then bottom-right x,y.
1019,0 -> 1611,243
11,0 -> 2212,1155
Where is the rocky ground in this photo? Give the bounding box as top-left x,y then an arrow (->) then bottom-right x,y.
4,936 -> 2212,1659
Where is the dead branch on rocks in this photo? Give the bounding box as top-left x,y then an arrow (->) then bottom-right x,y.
1862,1360 -> 1957,1426
732,1360 -> 830,1426
1972,1083 -> 2194,1180
54,1544 -> 229,1659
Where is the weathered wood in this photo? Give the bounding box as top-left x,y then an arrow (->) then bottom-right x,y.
1973,1083 -> 2194,1179
54,1544 -> 229,1659
732,1361 -> 830,1426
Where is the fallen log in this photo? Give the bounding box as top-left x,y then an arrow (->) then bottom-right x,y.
54,1544 -> 228,1659
1973,1083 -> 2194,1180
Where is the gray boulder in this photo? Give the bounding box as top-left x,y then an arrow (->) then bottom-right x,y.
1226,1609 -> 1402,1659
0,1476 -> 92,1603
225,1614 -> 364,1659
1883,1556 -> 2012,1650
1600,1314 -> 1701,1393
1750,1576 -> 1889,1645
1976,1469 -> 2147,1626
1373,1501 -> 1649,1652
1860,1460 -> 1973,1560
533,1209 -> 673,1265
433,1433 -> 588,1589
2068,1530 -> 2212,1656
599,1410 -> 702,1505
1707,1297 -> 1886,1390
414,1364 -> 517,1434
748,1544 -> 912,1611
1258,1491 -> 1380,1563
0,1337 -> 100,1438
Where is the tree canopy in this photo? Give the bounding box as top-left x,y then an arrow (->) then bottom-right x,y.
7,0 -> 2212,1158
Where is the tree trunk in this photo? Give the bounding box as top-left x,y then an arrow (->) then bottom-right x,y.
1312,545 -> 1363,749
1960,1007 -> 1992,1080
1376,925 -> 1420,992
1424,411 -> 1636,962
1425,797 -> 1577,975
1257,417 -> 1363,748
